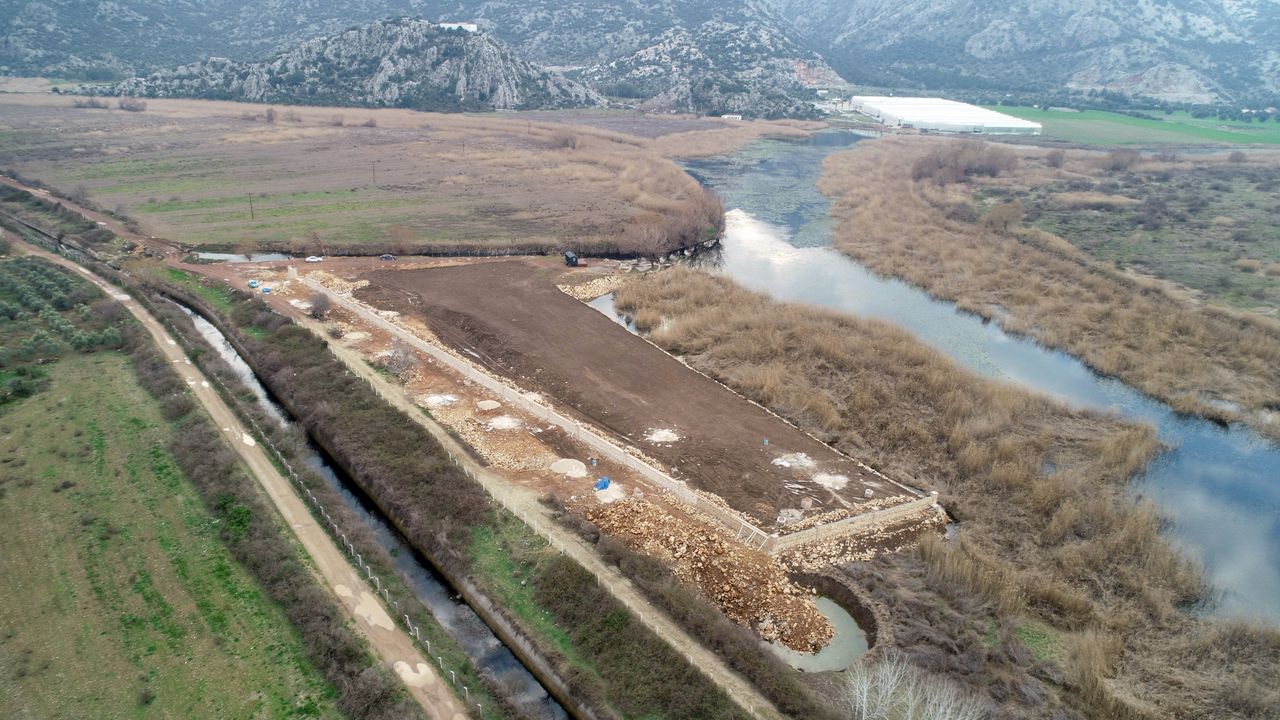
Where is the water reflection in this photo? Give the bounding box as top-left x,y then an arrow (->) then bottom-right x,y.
682,134 -> 1280,622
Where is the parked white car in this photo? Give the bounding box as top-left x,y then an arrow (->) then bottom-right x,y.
305,256 -> 323,263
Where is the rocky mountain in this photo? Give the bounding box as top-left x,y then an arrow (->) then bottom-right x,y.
2,0 -> 839,117
6,0 -> 1280,111
765,0 -> 1280,104
91,18 -> 597,112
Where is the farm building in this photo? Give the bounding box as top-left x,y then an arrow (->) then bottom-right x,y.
846,97 -> 1042,135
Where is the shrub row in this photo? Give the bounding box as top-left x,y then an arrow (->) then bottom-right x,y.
118,318 -> 422,720
144,294 -> 515,719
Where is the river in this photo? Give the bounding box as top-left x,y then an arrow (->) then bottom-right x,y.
175,303 -> 568,720
671,131 -> 1279,623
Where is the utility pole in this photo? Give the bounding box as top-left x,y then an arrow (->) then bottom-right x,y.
371,160 -> 378,184
248,195 -> 255,220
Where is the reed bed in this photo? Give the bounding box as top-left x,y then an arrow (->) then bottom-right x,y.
818,137 -> 1280,441
616,268 -> 1279,718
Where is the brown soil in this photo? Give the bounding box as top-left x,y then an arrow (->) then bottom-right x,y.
354,260 -> 901,530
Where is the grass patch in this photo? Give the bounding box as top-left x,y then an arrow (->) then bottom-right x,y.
470,523 -> 584,667
987,107 -> 1280,146
163,268 -> 236,313
0,353 -> 341,718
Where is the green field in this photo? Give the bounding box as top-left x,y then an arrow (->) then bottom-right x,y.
986,107 -> 1280,145
0,353 -> 342,719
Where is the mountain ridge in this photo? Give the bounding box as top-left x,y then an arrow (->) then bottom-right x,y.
88,18 -> 598,112
6,0 -> 1280,113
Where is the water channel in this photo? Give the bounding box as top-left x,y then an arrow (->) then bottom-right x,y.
175,303 -> 568,720
673,131 -> 1280,623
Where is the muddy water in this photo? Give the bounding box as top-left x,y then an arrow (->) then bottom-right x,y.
175,304 -> 568,720
769,597 -> 869,672
674,132 -> 1280,622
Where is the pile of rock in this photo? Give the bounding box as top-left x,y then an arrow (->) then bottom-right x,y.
557,274 -> 626,301
589,497 -> 834,652
779,508 -> 946,572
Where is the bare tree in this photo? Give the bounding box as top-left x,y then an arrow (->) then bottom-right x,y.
265,107 -> 277,124
382,341 -> 419,376
309,291 -> 332,320
387,225 -> 415,256
845,653 -> 985,720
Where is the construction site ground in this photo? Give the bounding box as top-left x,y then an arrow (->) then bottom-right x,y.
353,259 -> 907,531
183,253 -> 942,661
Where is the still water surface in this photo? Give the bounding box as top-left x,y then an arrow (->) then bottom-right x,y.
679,132 -> 1280,622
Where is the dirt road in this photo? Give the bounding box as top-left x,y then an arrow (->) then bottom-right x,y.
12,239 -> 467,720
288,302 -> 785,720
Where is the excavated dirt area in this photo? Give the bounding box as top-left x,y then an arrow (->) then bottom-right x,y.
312,304 -> 836,651
355,260 -> 901,530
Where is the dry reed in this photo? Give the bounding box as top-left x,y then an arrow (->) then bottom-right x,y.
616,268 -> 1278,719
818,137 -> 1280,441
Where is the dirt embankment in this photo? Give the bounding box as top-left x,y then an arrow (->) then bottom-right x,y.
353,260 -> 900,531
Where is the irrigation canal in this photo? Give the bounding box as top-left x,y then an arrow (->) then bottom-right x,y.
175,303 -> 569,720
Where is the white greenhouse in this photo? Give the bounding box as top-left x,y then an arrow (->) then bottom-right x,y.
847,97 -> 1042,136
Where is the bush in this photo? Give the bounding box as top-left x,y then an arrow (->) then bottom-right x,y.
911,142 -> 1017,185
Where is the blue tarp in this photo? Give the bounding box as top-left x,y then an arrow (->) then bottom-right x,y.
594,477 -> 611,491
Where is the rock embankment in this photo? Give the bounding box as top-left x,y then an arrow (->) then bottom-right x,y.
589,497 -> 833,652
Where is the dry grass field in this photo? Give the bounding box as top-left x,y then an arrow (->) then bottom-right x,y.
616,268 -> 1280,719
0,95 -> 773,257
818,137 -> 1280,440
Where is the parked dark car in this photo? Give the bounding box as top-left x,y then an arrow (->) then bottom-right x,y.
379,253 -> 396,261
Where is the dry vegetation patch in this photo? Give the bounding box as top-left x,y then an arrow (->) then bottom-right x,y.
0,96 -> 724,257
615,268 -> 1279,719
818,137 -> 1280,439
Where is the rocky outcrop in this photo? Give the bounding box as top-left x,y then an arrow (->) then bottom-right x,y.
91,18 -> 598,112
765,0 -> 1280,104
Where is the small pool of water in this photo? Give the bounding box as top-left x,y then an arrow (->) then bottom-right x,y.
769,597 -> 869,672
